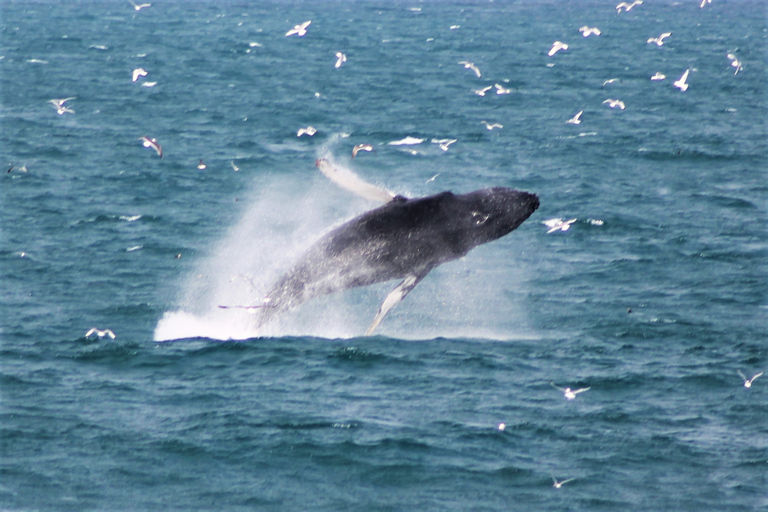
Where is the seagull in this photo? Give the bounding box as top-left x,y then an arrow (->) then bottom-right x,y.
673,69 -> 690,91
647,32 -> 672,46
138,136 -> 162,158
566,111 -> 583,125
481,121 -> 503,130
497,423 -> 506,431
650,72 -> 666,80
132,68 -> 147,82
286,20 -> 311,37
473,85 -> 493,96
458,61 -> 481,78
49,97 -> 75,115
494,83 -> 512,94
552,477 -> 577,489
551,382 -> 590,399
197,159 -> 206,170
602,98 -> 625,109
548,41 -> 568,56
699,0 -> 712,7
432,138 -> 457,151
141,81 -> 157,87
727,54 -> 742,74
425,173 -> 440,183
230,161 -> 240,171
578,26 -> 601,37
543,218 -> 577,233
737,370 -> 763,388
297,126 -> 317,137
334,51 -> 347,68
129,1 -> 151,11
616,0 -> 643,12
602,78 -> 619,87
352,143 -> 374,158
85,328 -> 116,339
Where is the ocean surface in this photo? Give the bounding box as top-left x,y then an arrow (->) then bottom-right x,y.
1,0 -> 767,510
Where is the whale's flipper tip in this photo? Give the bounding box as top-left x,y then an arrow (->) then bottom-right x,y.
316,157 -> 396,204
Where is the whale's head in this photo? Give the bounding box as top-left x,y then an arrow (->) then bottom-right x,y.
457,187 -> 539,245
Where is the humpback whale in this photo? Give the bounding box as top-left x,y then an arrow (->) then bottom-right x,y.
256,159 -> 539,335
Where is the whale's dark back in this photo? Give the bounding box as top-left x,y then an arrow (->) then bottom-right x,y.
258,187 -> 539,325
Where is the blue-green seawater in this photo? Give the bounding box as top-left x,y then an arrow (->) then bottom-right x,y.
1,0 -> 766,510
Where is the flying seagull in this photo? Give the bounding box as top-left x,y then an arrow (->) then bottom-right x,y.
553,477 -> 577,489
727,54 -> 742,74
132,68 -> 147,82
673,69 -> 690,91
551,382 -> 590,400
458,61 -> 481,78
49,97 -> 75,115
616,0 -> 643,12
352,144 -> 374,158
548,41 -> 568,56
138,136 -> 162,158
473,85 -> 493,96
578,26 -> 601,37
85,328 -> 116,339
129,1 -> 151,11
566,111 -> 583,125
543,218 -> 577,233
602,98 -> 625,109
286,20 -> 311,37
494,83 -> 512,94
650,72 -> 666,81
481,120 -> 503,130
647,32 -> 672,46
334,52 -> 347,68
737,370 -> 763,388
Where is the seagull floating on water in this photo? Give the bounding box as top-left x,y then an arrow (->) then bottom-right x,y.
334,52 -> 347,68
132,68 -> 147,82
579,26 -> 601,37
566,111 -> 583,125
49,97 -> 75,115
647,32 -> 672,46
543,218 -> 577,233
616,0 -> 643,12
286,20 -> 311,37
650,72 -> 666,81
551,382 -> 590,399
673,69 -> 690,91
727,54 -> 742,74
552,477 -> 577,489
737,370 -> 763,388
138,136 -> 162,158
548,41 -> 568,56
297,126 -> 317,137
602,98 -> 625,110
85,328 -> 116,339
352,143 -> 374,158
458,61 -> 481,78
481,121 -> 503,130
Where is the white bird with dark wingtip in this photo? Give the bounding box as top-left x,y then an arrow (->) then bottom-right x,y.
647,32 -> 672,46
566,111 -> 583,125
579,26 -> 601,37
602,98 -> 625,110
49,97 -> 75,115
286,20 -> 311,37
738,370 -> 763,388
673,69 -> 690,91
551,382 -> 590,400
334,52 -> 347,69
85,328 -> 116,339
727,54 -> 742,75
458,61 -> 481,78
132,68 -> 147,82
138,136 -> 162,158
548,41 -> 568,56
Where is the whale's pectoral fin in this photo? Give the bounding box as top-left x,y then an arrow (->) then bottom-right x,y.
316,157 -> 396,204
365,270 -> 430,336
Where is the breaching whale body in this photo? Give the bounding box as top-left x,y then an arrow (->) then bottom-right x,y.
256,159 -> 539,335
